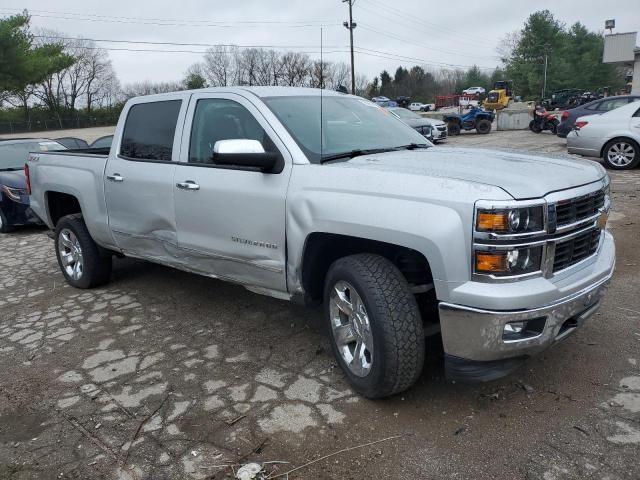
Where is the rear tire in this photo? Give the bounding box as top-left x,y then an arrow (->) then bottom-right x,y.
55,214 -> 112,288
476,118 -> 492,134
549,119 -> 559,135
602,138 -> 640,170
324,254 -> 425,398
0,209 -> 15,234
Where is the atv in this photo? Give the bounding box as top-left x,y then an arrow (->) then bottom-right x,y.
443,106 -> 495,135
529,105 -> 559,134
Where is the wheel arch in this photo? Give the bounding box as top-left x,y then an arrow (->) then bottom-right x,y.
45,191 -> 83,227
300,232 -> 434,304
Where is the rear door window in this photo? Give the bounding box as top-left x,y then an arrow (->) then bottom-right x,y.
596,98 -> 629,111
120,100 -> 181,161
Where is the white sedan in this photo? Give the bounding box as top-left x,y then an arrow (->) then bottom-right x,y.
409,102 -> 435,112
567,100 -> 640,169
462,86 -> 485,95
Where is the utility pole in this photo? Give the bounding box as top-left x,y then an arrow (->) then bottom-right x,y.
542,53 -> 548,100
343,0 -> 356,94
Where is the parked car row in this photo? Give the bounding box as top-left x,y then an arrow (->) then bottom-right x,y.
385,107 -> 447,143
0,135 -> 113,232
567,100 -> 640,170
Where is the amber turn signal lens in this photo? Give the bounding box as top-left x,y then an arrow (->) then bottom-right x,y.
477,212 -> 508,231
476,252 -> 507,273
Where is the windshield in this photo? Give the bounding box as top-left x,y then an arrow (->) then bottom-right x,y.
262,95 -> 429,163
0,141 -> 66,170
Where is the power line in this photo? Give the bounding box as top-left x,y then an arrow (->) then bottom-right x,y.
354,47 -> 497,71
0,8 -> 339,28
33,35 -> 348,50
65,45 -> 350,56
358,23 -> 499,61
360,0 -> 495,47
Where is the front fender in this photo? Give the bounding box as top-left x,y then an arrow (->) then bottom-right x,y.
287,191 -> 471,302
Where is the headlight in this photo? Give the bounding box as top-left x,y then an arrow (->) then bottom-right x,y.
475,246 -> 543,276
1,185 -> 25,201
476,206 -> 544,234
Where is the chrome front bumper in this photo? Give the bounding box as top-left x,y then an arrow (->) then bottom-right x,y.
439,224 -> 615,367
440,270 -> 612,382
439,273 -> 611,361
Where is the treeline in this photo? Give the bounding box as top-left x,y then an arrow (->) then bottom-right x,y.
367,65 -> 505,103
181,46 -> 369,94
500,10 -> 623,99
0,13 -> 121,130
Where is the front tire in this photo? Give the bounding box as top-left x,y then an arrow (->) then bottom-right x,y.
0,209 -> 15,234
602,138 -> 640,170
324,254 -> 425,398
476,118 -> 492,134
447,122 -> 461,136
55,214 -> 112,288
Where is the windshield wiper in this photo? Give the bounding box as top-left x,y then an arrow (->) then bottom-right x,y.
320,148 -> 393,163
320,144 -> 429,164
398,143 -> 430,150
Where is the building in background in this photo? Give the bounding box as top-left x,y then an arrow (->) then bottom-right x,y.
603,30 -> 639,94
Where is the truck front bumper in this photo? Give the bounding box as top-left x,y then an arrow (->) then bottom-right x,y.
439,234 -> 615,382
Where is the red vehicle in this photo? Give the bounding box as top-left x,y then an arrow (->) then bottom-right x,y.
529,106 -> 559,134
435,95 -> 460,109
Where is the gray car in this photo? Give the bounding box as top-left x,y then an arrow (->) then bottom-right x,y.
567,100 -> 640,169
386,107 -> 447,143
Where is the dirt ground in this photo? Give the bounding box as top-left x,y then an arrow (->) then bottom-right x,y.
1,129 -> 639,480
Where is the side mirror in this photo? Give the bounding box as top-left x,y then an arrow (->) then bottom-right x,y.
213,139 -> 278,173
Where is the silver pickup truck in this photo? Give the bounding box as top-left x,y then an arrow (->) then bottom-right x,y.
27,87 -> 615,398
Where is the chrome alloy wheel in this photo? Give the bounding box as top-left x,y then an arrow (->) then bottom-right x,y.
607,141 -> 636,167
58,228 -> 84,281
329,281 -> 374,377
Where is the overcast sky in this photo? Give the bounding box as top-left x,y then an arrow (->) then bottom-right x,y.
3,0 -> 639,85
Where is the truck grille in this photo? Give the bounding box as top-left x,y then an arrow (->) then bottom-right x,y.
553,228 -> 601,272
555,190 -> 605,227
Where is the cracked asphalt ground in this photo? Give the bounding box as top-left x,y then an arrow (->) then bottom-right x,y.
1,130 -> 639,480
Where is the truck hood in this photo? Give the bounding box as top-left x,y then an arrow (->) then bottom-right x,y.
326,147 -> 605,199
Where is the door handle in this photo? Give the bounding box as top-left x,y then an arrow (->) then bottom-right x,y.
176,180 -> 200,191
106,173 -> 124,182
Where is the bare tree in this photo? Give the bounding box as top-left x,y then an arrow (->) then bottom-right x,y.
328,62 -> 350,90
121,80 -> 184,99
497,31 -> 521,63
281,52 -> 311,86
203,45 -> 238,86
354,73 -> 369,96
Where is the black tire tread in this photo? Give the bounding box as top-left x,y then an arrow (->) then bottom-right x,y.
476,118 -> 492,134
328,254 -> 425,398
0,209 -> 15,233
55,214 -> 112,288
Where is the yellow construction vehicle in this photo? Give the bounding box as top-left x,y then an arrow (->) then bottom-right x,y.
483,80 -> 513,111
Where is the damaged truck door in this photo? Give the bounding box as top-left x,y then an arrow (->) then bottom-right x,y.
104,95 -> 189,260
173,93 -> 292,292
